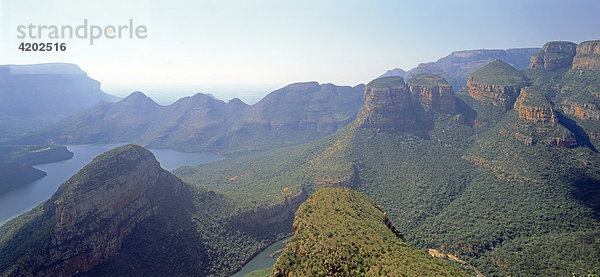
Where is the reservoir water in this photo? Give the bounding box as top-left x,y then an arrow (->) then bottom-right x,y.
0,143 -> 221,225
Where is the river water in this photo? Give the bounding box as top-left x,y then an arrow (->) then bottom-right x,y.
231,237 -> 290,277
0,143 -> 221,225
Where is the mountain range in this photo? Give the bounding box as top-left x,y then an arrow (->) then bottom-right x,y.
1,40 -> 600,276
380,48 -> 540,92
12,82 -> 365,153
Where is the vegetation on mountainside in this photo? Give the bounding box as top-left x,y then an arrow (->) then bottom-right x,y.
517,87 -> 553,108
407,73 -> 452,87
0,205 -> 55,273
177,111 -> 600,275
366,76 -> 406,88
175,141 -> 323,207
272,187 -> 469,276
469,59 -> 527,86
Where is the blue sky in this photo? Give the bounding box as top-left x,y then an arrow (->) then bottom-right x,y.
1,0 -> 599,103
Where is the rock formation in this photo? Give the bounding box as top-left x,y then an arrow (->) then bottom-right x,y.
529,41 -> 577,71
358,76 -> 431,134
561,100 -> 600,120
226,186 -> 306,233
514,87 -> 557,124
572,40 -> 600,72
407,73 -> 455,112
548,134 -> 578,148
0,145 -> 186,277
467,59 -> 526,109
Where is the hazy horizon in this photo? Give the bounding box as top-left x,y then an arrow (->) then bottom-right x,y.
2,0 -> 599,102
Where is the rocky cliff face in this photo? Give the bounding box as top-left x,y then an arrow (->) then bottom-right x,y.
358,75 -> 455,134
561,100 -> 600,120
362,78 -> 413,113
467,81 -> 522,110
547,134 -> 578,147
1,145 -> 186,277
358,76 -> 434,135
530,41 -> 577,71
467,59 -> 526,110
226,186 -> 306,233
509,87 -> 578,147
514,87 -> 557,124
572,40 -> 600,72
407,73 -> 455,112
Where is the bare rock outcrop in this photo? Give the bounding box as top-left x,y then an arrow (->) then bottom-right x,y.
572,40 -> 600,72
226,186 -> 307,232
514,87 -> 557,124
529,41 -> 577,71
561,100 -> 600,120
358,76 -> 425,132
548,134 -> 578,147
407,73 -> 455,112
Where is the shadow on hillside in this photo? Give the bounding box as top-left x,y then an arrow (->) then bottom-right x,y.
455,98 -> 477,127
556,112 -> 598,152
408,106 -> 435,140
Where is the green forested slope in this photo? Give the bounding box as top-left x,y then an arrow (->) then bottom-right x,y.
272,187 -> 469,276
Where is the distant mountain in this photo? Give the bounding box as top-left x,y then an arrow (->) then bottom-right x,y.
380,48 -> 540,92
271,187 -> 469,276
379,67 -> 406,78
0,63 -> 119,140
14,82 -> 365,153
